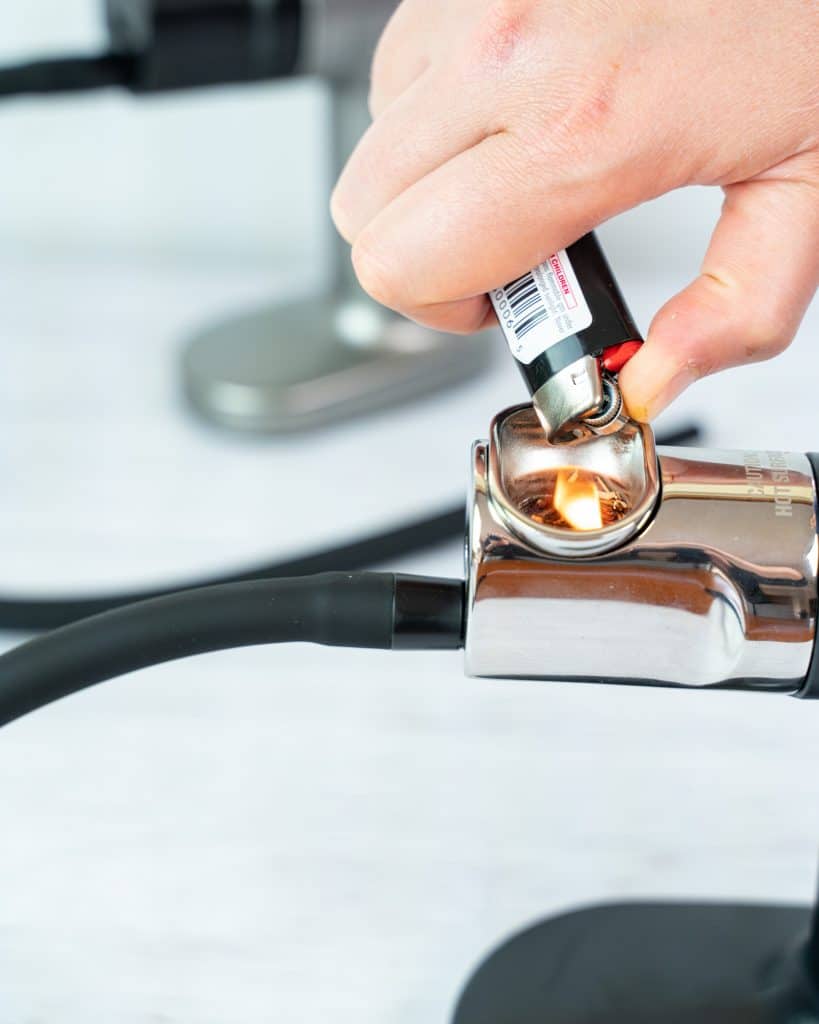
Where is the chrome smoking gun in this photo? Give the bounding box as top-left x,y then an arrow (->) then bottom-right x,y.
465,405 -> 819,696
480,231 -> 817,695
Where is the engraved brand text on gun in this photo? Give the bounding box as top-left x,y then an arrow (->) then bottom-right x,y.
743,452 -> 792,517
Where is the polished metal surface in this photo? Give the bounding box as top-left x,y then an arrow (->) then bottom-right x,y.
181,77 -> 492,433
582,376 -> 623,431
487,405 -> 660,558
532,356 -> 603,441
466,406 -> 818,690
182,295 -> 494,432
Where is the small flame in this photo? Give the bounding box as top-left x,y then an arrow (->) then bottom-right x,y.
553,468 -> 603,531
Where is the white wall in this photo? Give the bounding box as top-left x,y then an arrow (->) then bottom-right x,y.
0,4 -> 328,268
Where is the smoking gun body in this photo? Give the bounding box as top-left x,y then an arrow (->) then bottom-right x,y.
466,406 -> 819,695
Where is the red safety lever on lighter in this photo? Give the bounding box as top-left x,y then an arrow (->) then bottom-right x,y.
490,233 -> 643,442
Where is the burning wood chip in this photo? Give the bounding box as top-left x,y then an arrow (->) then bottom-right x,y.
519,470 -> 630,531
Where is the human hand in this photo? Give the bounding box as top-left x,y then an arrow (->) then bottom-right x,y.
331,0 -> 819,420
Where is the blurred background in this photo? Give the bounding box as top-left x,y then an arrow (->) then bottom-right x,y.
1,3 -> 818,1023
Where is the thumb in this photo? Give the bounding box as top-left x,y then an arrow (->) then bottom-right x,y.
619,162 -> 819,422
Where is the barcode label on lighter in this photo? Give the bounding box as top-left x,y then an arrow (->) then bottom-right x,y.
491,250 -> 593,365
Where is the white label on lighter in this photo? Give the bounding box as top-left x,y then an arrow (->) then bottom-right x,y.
490,250 -> 593,365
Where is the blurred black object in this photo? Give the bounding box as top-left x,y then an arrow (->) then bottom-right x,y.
453,896 -> 819,1024
107,0 -> 301,92
0,0 -> 301,97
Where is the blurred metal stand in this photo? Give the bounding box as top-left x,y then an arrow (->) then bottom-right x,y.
453,884 -> 819,1023
181,1 -> 494,433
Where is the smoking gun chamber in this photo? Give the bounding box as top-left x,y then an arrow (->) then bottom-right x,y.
465,405 -> 819,694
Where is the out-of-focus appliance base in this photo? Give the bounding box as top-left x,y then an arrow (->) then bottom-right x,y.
181,81 -> 494,433
181,289 -> 495,433
453,898 -> 819,1024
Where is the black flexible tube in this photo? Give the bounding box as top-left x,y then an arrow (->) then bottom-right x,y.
0,424 -> 702,633
0,54 -> 136,97
0,573 -> 465,729
0,505 -> 466,632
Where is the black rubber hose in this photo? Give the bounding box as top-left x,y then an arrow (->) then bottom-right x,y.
0,573 -> 465,729
0,422 -> 702,633
0,55 -> 136,97
0,506 -> 467,632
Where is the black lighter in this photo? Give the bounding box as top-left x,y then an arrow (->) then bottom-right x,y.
490,232 -> 643,441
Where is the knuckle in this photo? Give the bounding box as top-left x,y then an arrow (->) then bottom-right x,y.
683,352 -> 718,381
742,305 -> 792,360
352,235 -> 402,309
543,60 -> 633,169
665,337 -> 716,381
697,272 -> 793,365
329,187 -> 355,245
649,304 -> 719,380
706,274 -> 793,361
469,0 -> 530,74
562,70 -> 620,137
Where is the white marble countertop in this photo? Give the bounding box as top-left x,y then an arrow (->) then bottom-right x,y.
1,35 -> 819,1023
